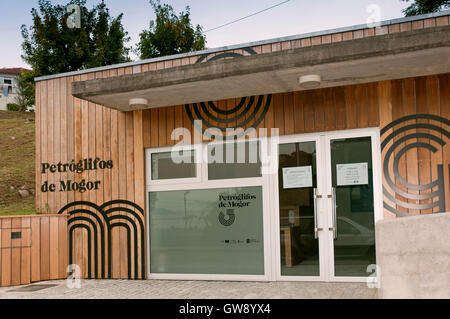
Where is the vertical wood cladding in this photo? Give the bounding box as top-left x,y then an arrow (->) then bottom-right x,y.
36,73 -> 450,279
0,215 -> 67,287
37,67 -> 146,279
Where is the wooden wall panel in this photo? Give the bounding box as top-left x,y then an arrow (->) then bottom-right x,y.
40,216 -> 50,280
334,87 -> 347,130
47,80 -> 55,214
293,91 -> 305,134
378,81 -> 395,219
391,79 -> 409,216
313,89 -> 325,132
415,76 -> 432,214
427,76 -> 442,213
54,79 -> 61,216
345,86 -> 358,129
60,77 -> 68,209
35,82 -> 41,212
0,215 -> 67,287
49,216 -> 59,279
30,217 -> 40,282
40,81 -> 48,212
303,91 -> 315,133
67,77 -> 75,206
323,88 -> 336,131
403,78 -> 419,215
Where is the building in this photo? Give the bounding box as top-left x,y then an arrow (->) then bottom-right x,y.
0,68 -> 25,111
33,11 -> 450,282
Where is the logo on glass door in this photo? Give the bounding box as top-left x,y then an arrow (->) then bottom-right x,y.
381,114 -> 450,216
219,209 -> 236,226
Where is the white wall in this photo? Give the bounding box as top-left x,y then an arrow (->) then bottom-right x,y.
0,74 -> 19,111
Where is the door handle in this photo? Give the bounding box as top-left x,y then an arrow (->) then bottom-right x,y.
330,187 -> 337,239
313,188 -> 321,239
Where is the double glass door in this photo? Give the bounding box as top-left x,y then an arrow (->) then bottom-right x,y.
276,130 -> 380,281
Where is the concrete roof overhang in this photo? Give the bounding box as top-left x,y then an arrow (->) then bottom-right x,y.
72,25 -> 450,111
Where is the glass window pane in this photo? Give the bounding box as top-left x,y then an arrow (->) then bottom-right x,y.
151,150 -> 196,180
149,186 -> 264,275
331,137 -> 376,277
278,141 -> 319,277
208,141 -> 261,180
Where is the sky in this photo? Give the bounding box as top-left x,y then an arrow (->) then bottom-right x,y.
0,0 -> 411,68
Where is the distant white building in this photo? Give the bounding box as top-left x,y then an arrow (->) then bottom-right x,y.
0,68 -> 31,111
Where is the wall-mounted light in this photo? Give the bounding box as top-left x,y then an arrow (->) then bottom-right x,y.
299,74 -> 321,89
129,98 -> 148,108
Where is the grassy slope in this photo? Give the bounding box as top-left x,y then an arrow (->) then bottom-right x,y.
0,111 -> 36,215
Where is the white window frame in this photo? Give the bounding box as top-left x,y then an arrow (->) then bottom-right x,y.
145,144 -> 203,186
145,136 -> 274,281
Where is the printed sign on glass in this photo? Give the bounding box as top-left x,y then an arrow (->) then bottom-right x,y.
336,162 -> 369,186
282,166 -> 313,189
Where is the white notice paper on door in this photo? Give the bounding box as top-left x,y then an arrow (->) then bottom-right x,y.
336,162 -> 369,186
282,166 -> 313,189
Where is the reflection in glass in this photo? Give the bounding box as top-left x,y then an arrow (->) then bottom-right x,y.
208,141 -> 261,180
331,137 -> 376,277
151,150 -> 196,180
149,186 -> 264,275
278,142 -> 319,276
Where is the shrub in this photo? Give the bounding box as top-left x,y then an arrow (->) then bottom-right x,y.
6,103 -> 23,111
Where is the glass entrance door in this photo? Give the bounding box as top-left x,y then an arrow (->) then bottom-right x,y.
326,133 -> 378,280
276,136 -> 328,280
276,129 -> 380,282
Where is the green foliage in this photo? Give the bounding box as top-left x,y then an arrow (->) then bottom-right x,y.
15,70 -> 36,110
21,0 -> 131,76
401,0 -> 450,16
6,104 -> 22,112
137,0 -> 206,59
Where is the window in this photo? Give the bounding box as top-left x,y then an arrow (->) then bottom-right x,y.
207,141 -> 262,180
3,79 -> 12,84
146,140 -> 268,277
149,186 -> 264,275
151,150 -> 196,180
147,140 -> 264,186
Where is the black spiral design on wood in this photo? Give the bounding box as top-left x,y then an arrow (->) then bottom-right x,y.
381,114 -> 450,216
58,200 -> 145,280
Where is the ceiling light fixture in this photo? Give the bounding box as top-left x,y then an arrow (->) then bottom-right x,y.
129,98 -> 148,108
299,74 -> 321,89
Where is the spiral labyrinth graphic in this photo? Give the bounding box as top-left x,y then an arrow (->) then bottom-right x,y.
219,209 -> 236,227
185,47 -> 271,138
381,114 -> 450,216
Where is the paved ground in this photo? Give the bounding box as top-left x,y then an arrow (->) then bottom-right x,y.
0,280 -> 378,299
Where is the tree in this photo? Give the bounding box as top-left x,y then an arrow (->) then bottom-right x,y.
137,0 -> 206,59
21,0 -> 131,76
15,70 -> 36,112
401,0 -> 450,16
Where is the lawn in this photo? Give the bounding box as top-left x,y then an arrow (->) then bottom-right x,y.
0,111 -> 38,215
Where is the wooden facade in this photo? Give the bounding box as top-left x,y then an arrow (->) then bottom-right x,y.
0,215 -> 67,287
34,12 -> 450,280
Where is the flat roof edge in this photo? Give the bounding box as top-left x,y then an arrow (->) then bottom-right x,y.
35,9 -> 450,82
